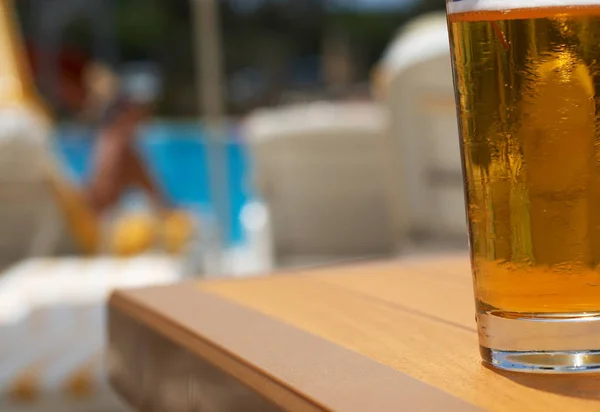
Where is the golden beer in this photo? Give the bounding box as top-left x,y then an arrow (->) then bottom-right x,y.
448,2 -> 600,371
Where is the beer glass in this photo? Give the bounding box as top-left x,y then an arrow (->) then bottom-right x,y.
447,0 -> 600,372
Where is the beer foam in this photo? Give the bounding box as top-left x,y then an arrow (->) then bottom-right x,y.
447,0 -> 600,14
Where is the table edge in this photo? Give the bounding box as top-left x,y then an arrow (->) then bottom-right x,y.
108,281 -> 481,412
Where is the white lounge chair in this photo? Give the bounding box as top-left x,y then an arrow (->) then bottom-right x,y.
376,12 -> 467,251
0,1 -> 95,269
244,101 -> 395,266
0,106 -> 72,269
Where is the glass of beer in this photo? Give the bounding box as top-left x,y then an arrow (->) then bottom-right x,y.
447,0 -> 600,372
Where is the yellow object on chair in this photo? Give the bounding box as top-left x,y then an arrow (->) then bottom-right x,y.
0,0 -> 50,121
110,210 -> 194,256
111,213 -> 158,256
162,210 -> 194,254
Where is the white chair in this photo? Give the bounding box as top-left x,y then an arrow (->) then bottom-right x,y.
0,2 -> 76,269
376,12 -> 467,250
244,102 -> 396,266
0,106 -> 69,269
0,255 -> 180,411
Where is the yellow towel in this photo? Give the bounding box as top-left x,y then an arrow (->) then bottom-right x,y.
46,169 -> 101,255
111,210 -> 195,256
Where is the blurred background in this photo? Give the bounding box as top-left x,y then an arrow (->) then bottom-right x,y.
0,0 -> 468,410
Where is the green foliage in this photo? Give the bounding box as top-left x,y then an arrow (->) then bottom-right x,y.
115,0 -> 175,54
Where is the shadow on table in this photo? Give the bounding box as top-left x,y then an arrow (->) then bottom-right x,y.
483,362 -> 600,400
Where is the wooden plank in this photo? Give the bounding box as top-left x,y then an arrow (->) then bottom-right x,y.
110,285 -> 478,412
200,264 -> 600,412
306,255 -> 476,329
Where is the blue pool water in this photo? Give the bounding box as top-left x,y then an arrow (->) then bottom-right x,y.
53,122 -> 252,244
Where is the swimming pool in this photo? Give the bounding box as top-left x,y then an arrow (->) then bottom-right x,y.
53,121 -> 253,245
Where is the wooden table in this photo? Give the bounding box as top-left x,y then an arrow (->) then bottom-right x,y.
108,255 -> 600,411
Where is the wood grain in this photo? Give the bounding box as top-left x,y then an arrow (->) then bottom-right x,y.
200,255 -> 600,412
110,283 -> 478,412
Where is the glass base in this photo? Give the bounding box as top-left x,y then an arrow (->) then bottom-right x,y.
481,347 -> 600,373
477,309 -> 600,373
